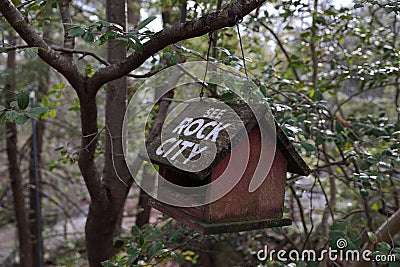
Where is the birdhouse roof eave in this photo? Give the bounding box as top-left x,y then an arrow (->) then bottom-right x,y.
276,126 -> 312,176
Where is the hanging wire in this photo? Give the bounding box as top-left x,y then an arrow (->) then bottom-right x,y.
235,16 -> 253,100
200,31 -> 214,99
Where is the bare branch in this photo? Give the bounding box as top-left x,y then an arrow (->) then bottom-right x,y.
126,67 -> 167,79
3,44 -> 31,51
252,15 -> 302,82
52,46 -> 109,66
59,0 -> 75,57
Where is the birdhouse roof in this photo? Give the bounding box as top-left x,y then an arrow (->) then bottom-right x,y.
145,100 -> 311,180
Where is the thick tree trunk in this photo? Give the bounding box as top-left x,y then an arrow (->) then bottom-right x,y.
6,122 -> 33,267
5,32 -> 33,267
85,0 -> 130,266
104,0 -> 130,235
85,195 -> 117,267
79,90 -> 110,267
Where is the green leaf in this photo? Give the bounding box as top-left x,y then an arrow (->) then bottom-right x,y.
360,188 -> 369,197
385,7 -> 395,13
330,220 -> 348,231
24,47 -> 38,57
16,114 -> 29,125
377,242 -> 392,253
300,141 -> 317,152
377,161 -> 393,170
163,52 -> 172,59
126,245 -> 140,255
368,127 -> 389,137
136,16 -> 157,30
147,242 -> 163,259
68,26 -> 86,37
367,232 -> 378,244
389,262 -> 400,267
216,47 -> 232,56
0,47 -> 7,53
113,237 -> 125,249
17,90 -> 30,110
0,112 -> 6,124
103,21 -> 123,31
26,112 -> 39,120
30,106 -> 48,114
138,235 -> 144,246
99,30 -> 119,45
220,90 -> 238,103
272,227 -> 282,235
48,109 -> 56,118
126,249 -> 141,264
335,120 -> 344,133
82,31 -> 96,43
259,85 -> 267,97
100,261 -> 118,267
127,34 -> 143,53
329,230 -> 346,249
6,110 -> 18,121
315,136 -> 324,146
312,90 -> 323,101
171,251 -> 185,265
131,226 -> 140,236
85,64 -> 94,77
0,105 -> 6,112
42,97 -> 51,109
10,101 -> 19,108
366,155 -> 378,164
354,3 -> 364,8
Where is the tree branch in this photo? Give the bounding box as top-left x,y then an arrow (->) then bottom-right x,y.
310,0 -> 319,89
52,46 -> 109,66
88,0 -> 266,91
0,0 -> 85,91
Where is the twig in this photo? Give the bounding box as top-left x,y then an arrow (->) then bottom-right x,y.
290,185 -> 309,237
252,15 -> 301,82
302,176 -> 317,251
52,46 -> 109,65
105,125 -> 129,187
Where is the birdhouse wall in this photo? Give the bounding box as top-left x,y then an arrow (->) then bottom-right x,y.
158,166 -> 207,219
157,124 -> 288,224
204,124 -> 287,223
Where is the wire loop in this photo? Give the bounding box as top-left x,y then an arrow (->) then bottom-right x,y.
200,31 -> 214,99
236,19 -> 253,100
234,15 -> 243,24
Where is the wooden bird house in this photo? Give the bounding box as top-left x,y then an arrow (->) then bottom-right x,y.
145,100 -> 311,234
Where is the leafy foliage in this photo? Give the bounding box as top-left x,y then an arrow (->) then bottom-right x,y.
354,1 -> 400,14
65,16 -> 156,53
102,219 -> 200,267
0,90 -> 48,125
